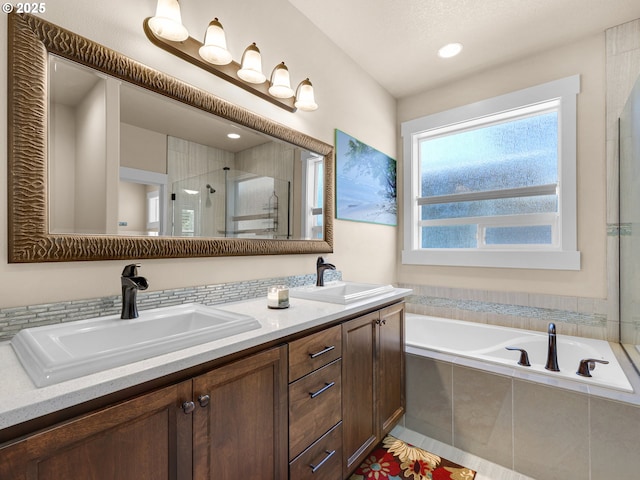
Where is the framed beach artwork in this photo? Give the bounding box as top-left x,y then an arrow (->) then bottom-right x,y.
335,129 -> 397,226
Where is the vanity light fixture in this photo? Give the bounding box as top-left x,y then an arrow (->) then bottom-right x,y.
294,78 -> 318,112
199,18 -> 232,65
148,0 -> 189,42
268,62 -> 294,99
143,1 -> 317,112
237,43 -> 267,84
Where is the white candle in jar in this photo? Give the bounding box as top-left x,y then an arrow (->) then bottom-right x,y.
267,285 -> 289,309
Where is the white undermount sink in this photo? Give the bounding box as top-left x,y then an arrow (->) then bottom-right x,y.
11,303 -> 261,387
289,281 -> 395,304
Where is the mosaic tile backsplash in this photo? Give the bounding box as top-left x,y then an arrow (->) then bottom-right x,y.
0,272 -> 615,344
0,271 -> 342,341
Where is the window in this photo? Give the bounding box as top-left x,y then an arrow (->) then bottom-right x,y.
302,153 -> 324,239
401,75 -> 581,270
146,189 -> 160,231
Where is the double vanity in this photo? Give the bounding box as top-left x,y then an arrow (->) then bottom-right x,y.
3,13 -> 409,479
0,282 -> 410,479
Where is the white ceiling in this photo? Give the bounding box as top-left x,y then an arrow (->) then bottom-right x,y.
288,0 -> 640,99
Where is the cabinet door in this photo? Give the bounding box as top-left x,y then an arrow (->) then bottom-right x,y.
0,380 -> 193,480
193,345 -> 288,480
378,303 -> 405,436
341,311 -> 377,477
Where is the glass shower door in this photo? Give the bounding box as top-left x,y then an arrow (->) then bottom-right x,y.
619,75 -> 640,349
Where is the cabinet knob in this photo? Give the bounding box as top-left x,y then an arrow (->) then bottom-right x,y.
182,401 -> 196,414
198,394 -> 211,407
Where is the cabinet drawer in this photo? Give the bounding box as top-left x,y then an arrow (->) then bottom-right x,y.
290,422 -> 342,480
289,359 -> 342,460
289,325 -> 342,382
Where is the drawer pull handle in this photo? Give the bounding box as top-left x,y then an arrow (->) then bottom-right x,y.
182,401 -> 196,414
309,345 -> 335,359
310,449 -> 336,473
198,394 -> 210,407
309,381 -> 335,399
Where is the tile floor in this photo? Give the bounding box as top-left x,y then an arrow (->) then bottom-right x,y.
390,425 -> 536,480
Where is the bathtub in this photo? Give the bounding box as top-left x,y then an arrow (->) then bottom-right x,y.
405,314 -> 634,393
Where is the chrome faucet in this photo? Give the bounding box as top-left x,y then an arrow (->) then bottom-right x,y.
316,256 -> 336,287
121,264 -> 149,319
545,322 -> 560,371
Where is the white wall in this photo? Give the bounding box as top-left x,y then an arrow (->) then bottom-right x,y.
397,33 -> 608,298
0,0 -> 397,307
120,123 -> 167,174
74,79 -> 108,234
49,103 -> 76,233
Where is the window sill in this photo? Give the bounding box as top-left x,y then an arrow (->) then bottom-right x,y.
401,249 -> 581,270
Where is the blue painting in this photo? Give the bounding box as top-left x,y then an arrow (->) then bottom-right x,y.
335,129 -> 397,226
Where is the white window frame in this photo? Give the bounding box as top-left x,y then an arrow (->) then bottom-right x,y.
301,153 -> 324,239
401,75 -> 581,270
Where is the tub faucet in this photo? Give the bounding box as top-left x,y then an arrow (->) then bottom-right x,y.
545,322 -> 560,371
121,264 -> 149,319
316,256 -> 336,287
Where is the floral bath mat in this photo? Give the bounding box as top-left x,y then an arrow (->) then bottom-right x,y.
349,435 -> 477,480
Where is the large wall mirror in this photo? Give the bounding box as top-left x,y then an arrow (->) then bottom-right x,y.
7,13 -> 334,262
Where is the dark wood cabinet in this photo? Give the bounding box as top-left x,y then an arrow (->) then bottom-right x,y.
0,346 -> 288,480
0,302 -> 404,480
341,311 -> 378,475
288,324 -> 343,480
193,345 -> 288,480
377,303 -> 405,436
341,303 -> 405,478
0,380 -> 193,480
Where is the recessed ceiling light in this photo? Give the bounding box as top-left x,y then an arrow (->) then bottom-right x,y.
227,133 -> 241,139
438,43 -> 463,59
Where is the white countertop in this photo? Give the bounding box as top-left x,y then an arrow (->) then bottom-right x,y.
0,288 -> 411,431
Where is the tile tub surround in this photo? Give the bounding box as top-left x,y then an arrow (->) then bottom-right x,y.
405,354 -> 640,480
0,270 -> 342,341
399,283 -> 614,341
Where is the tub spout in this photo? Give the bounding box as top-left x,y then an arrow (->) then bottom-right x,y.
121,264 -> 149,319
545,322 -> 560,371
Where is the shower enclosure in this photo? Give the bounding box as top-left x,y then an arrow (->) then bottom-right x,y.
619,73 -> 640,352
170,167 -> 291,239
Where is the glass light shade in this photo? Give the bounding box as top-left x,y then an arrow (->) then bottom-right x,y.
294,78 -> 318,111
148,0 -> 189,42
237,43 -> 266,84
268,62 -> 294,98
198,18 -> 232,65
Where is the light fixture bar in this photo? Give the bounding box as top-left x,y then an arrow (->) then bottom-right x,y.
143,17 -> 296,112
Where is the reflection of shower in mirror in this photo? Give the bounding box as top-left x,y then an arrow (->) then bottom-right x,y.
205,184 -> 215,208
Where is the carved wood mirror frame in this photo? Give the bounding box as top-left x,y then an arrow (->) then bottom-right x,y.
7,13 -> 334,262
